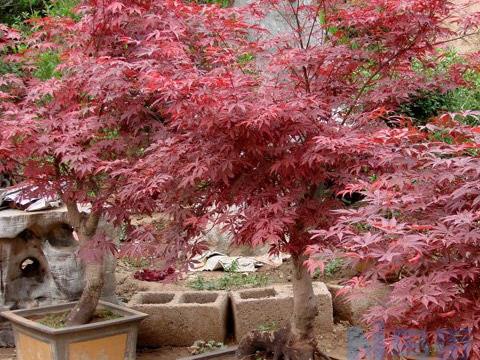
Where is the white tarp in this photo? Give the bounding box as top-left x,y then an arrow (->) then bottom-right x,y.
189,251 -> 289,272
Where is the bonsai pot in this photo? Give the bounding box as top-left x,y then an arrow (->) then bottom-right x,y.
1,300 -> 147,360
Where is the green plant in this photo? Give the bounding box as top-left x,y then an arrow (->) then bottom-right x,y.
44,0 -> 79,19
324,258 -> 344,277
37,309 -> 121,329
194,0 -> 231,7
34,51 -> 61,80
313,258 -> 344,279
0,0 -> 79,28
121,256 -> 150,269
187,273 -> 269,291
225,259 -> 239,273
189,340 -> 225,355
0,0 -> 45,25
398,50 -> 480,125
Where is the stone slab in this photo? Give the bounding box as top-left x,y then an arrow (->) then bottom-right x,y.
230,282 -> 333,341
129,291 -> 229,347
0,207 -> 69,239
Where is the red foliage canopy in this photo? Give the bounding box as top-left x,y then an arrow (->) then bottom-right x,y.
1,0 -> 480,348
3,0 -> 476,259
117,0 -> 479,263
320,114 -> 480,358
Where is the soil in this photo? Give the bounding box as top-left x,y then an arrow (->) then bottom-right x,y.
31,309 -> 122,329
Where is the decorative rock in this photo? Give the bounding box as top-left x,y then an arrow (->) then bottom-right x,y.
0,207 -> 116,309
129,291 -> 229,347
230,282 -> 333,341
0,203 -> 117,350
0,311 -> 14,347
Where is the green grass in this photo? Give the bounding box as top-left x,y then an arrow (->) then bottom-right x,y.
187,272 -> 269,291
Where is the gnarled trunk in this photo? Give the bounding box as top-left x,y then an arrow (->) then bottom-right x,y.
65,202 -> 104,326
237,254 -> 330,360
65,262 -> 105,326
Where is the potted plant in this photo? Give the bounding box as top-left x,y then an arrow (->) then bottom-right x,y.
1,301 -> 147,360
1,0 -> 250,356
0,3 -> 159,358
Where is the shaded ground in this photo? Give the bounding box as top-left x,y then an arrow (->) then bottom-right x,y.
137,347 -> 191,359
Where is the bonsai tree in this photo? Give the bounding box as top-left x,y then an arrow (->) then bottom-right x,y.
115,0 -> 480,358
0,0 -> 251,325
0,13 -> 159,324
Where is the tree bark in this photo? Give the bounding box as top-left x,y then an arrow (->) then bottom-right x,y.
237,254 -> 329,360
65,202 -> 104,326
284,254 -> 319,360
65,262 -> 105,326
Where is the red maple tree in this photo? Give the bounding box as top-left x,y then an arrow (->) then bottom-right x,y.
2,0 -> 479,358
322,113 -> 480,358
0,0 -> 252,324
115,0 -> 479,358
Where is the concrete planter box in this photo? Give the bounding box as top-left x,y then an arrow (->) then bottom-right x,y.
1,300 -> 147,360
231,283 -> 333,341
326,283 -> 391,326
129,291 -> 228,347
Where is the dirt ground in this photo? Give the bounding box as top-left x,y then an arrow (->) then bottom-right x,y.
115,255 -> 353,303
0,256 -> 353,360
114,256 -> 353,360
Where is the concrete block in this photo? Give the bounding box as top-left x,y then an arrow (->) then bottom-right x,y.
129,291 -> 229,347
326,283 -> 391,326
231,282 -> 333,341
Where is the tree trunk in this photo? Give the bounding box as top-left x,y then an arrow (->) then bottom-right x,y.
65,262 -> 105,326
284,254 -> 319,360
65,203 -> 104,326
237,254 -> 330,360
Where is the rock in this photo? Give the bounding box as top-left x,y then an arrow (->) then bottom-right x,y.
0,312 -> 14,348
0,207 -> 117,308
326,283 -> 391,326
